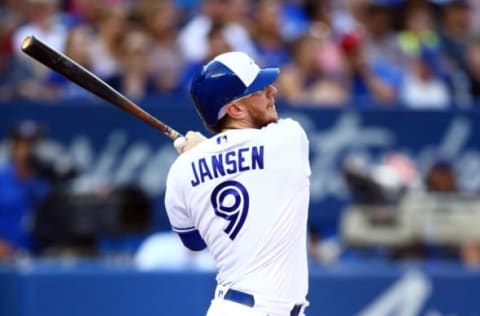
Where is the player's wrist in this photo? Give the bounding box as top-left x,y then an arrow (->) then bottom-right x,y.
176,131 -> 206,154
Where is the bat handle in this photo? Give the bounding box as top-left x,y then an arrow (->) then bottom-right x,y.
165,127 -> 188,154
165,127 -> 183,141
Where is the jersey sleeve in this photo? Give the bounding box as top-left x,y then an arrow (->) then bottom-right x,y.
165,161 -> 207,251
164,162 -> 195,233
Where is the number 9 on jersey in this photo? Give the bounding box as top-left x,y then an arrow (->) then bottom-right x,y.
210,180 -> 249,240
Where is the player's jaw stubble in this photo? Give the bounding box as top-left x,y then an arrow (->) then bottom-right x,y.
248,102 -> 278,128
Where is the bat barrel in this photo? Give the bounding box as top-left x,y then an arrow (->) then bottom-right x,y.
21,36 -> 34,52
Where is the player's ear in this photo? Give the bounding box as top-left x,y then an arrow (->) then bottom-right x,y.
225,101 -> 246,120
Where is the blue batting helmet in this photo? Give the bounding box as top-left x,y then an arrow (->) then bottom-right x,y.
190,52 -> 280,127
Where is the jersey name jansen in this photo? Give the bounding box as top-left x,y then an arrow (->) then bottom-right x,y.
190,145 -> 265,187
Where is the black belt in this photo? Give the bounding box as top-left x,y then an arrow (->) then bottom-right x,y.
224,289 -> 303,316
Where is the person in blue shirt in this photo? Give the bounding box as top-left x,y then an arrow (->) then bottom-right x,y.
0,121 -> 49,259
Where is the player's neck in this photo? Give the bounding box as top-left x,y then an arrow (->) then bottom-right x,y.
221,120 -> 255,131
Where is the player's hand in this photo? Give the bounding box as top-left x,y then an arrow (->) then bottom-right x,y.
174,131 -> 206,154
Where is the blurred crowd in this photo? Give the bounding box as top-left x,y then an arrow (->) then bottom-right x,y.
1,0 -> 480,108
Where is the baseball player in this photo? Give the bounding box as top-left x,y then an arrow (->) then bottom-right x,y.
165,51 -> 311,316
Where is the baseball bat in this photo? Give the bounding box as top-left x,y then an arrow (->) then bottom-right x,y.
21,35 -> 183,142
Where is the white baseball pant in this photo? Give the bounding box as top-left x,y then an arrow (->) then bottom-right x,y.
205,285 -> 306,316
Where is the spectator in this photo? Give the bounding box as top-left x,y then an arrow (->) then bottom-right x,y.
65,0 -> 107,27
425,159 -> 458,193
340,31 -> 398,105
176,23 -> 232,93
89,5 -> 129,79
304,0 -> 348,40
362,1 -> 407,68
249,0 -> 290,68
277,0 -> 310,41
276,30 -> 347,105
331,0 -> 405,106
465,38 -> 480,103
331,0 -> 369,36
0,0 -> 26,56
437,0 -> 475,106
105,29 -> 157,100
400,49 -> 451,109
470,0 -> 480,35
302,0 -> 347,93
43,24 -> 95,100
402,0 -> 432,11
1,0 -> 27,100
0,47 -> 34,101
438,0 -> 473,73
177,0 -> 257,63
423,159 -> 476,263
12,0 -> 68,79
0,121 -> 49,259
357,1 -> 407,103
138,0 -> 184,93
397,7 -> 444,76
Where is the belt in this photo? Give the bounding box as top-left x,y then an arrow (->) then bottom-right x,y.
224,289 -> 303,316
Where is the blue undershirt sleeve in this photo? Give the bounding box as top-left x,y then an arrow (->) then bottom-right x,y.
177,229 -> 207,251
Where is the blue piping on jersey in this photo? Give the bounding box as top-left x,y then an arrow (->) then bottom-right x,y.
172,225 -> 196,233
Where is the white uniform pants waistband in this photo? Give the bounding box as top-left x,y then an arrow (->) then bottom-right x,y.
213,284 -> 307,316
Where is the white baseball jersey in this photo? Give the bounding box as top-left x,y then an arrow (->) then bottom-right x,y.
165,118 -> 310,304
